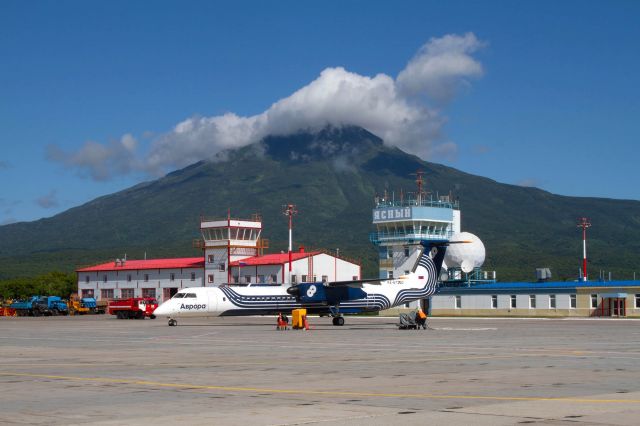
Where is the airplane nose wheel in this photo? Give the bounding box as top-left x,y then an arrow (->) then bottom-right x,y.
332,316 -> 344,326
168,319 -> 177,327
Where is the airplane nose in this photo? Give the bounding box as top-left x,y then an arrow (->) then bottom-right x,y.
153,301 -> 171,316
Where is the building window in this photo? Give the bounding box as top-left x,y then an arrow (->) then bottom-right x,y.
636,294 -> 640,309
510,295 -> 516,309
121,288 -> 134,298
208,274 -> 214,283
291,275 -> 297,283
549,294 -> 556,309
387,247 -> 393,259
491,295 -> 497,309
570,294 -> 576,309
81,289 -> 94,298
170,273 -> 175,281
313,275 -> 317,282
322,275 -> 328,283
101,289 -> 114,299
591,294 -> 598,309
258,275 -> 265,283
208,254 -> 214,263
388,270 -> 394,279
455,295 -> 461,309
529,295 -> 536,309
144,274 -> 149,282
270,274 -> 278,283
404,246 -> 410,257
142,288 -> 156,298
245,275 -> 251,284
127,274 -> 132,282
103,274 -> 108,283
302,275 -> 307,282
352,276 -> 358,280
218,263 -> 225,272
85,275 -> 90,283
190,272 -> 196,281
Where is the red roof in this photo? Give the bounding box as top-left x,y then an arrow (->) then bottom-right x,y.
229,252 -> 320,267
77,257 -> 205,272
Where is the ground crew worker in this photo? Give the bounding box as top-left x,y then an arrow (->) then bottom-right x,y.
416,308 -> 428,329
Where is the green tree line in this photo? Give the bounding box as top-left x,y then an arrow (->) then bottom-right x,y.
0,271 -> 76,300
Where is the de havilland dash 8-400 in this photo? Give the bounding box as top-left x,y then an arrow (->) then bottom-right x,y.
154,240 -> 459,326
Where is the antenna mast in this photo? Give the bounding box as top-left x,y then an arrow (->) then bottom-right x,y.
577,217 -> 591,282
413,169 -> 425,205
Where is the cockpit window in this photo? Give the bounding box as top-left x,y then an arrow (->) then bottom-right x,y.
184,293 -> 197,298
173,293 -> 185,299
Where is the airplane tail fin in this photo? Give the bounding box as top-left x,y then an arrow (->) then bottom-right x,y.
412,240 -> 448,279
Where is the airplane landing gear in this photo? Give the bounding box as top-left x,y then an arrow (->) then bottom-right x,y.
329,305 -> 344,326
168,319 -> 177,327
332,316 -> 344,326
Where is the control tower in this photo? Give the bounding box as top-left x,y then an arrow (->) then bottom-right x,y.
197,212 -> 268,286
369,172 -> 460,308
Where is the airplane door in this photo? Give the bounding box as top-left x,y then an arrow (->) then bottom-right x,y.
207,290 -> 218,314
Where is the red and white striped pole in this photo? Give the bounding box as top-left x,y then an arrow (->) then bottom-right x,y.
577,218 -> 591,282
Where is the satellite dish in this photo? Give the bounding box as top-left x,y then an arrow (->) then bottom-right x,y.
461,259 -> 474,273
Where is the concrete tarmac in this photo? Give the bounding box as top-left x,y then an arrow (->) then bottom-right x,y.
1,315 -> 640,425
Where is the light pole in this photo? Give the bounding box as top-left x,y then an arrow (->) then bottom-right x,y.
283,204 -> 298,283
577,217 -> 591,282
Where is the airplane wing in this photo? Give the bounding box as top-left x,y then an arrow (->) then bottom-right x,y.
326,278 -> 384,288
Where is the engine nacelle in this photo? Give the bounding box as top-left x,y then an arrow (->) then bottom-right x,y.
288,283 -> 327,303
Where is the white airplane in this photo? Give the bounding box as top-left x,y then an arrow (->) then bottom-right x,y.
154,240 -> 453,326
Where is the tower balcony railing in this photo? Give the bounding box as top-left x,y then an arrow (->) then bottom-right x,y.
374,198 -> 459,210
369,230 -> 453,245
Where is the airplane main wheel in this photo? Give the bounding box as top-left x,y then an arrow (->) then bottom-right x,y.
332,316 -> 344,326
168,319 -> 177,327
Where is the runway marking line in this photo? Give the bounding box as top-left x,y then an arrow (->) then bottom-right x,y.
1,372 -> 639,404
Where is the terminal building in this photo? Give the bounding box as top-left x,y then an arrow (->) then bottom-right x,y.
372,173 -> 640,317
77,213 -> 360,303
431,281 -> 640,318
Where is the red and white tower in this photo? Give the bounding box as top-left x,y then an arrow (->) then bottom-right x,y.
577,217 -> 591,282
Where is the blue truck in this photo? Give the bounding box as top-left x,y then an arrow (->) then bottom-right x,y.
11,296 -> 69,316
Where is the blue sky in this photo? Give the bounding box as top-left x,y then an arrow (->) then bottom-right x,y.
1,0 -> 639,224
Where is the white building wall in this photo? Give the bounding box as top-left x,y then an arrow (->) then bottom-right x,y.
431,295 -> 456,309
431,292 -> 578,313
452,209 -> 461,234
78,268 -> 204,303
461,294 -> 490,309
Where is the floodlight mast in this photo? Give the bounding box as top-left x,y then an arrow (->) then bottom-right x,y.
283,204 -> 298,276
577,217 -> 591,282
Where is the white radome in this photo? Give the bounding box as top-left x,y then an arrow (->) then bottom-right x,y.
444,232 -> 486,272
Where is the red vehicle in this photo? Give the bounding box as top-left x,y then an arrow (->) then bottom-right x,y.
108,298 -> 158,319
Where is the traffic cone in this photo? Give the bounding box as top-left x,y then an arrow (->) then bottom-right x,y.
303,315 -> 310,330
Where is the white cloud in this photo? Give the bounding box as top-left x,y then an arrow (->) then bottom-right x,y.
35,189 -> 59,209
47,134 -> 138,181
397,32 -> 485,102
49,33 -> 485,180
518,178 -> 540,188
